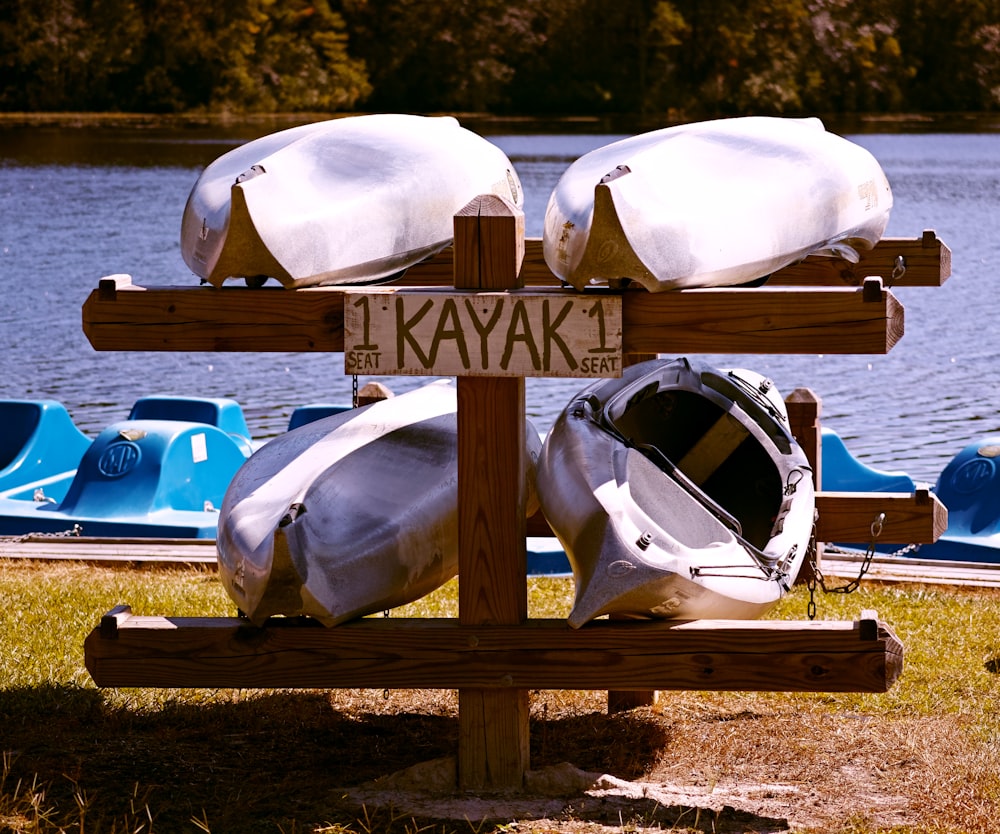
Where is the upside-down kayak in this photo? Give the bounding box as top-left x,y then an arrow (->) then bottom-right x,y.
543,116 -> 892,292
536,357 -> 815,628
216,381 -> 542,625
181,113 -> 523,288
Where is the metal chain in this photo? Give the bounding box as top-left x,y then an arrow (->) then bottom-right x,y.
806,512 -> 885,619
2,524 -> 83,544
352,374 -> 359,409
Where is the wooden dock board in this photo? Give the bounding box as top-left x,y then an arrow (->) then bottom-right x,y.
821,550 -> 1000,588
0,535 -> 217,565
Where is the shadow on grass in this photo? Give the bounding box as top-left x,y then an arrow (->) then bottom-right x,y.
1,684 -> 785,833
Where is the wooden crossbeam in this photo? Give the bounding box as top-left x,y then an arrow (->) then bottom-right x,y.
82,279 -> 903,356
85,608 -> 902,694
815,489 -> 947,543
767,230 -> 951,287
393,233 -> 951,288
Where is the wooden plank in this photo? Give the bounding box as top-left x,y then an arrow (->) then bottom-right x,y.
453,194 -> 529,790
816,489 -> 948,544
395,234 -> 950,289
82,281 -> 904,356
82,283 -> 347,353
768,231 -> 951,287
84,610 -> 902,694
343,288 -> 623,378
0,535 -> 217,564
822,551 -> 1000,588
621,282 -> 903,355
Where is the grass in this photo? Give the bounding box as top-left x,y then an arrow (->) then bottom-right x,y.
2,559 -> 1000,832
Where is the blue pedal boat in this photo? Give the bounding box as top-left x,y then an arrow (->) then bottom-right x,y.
0,396 -> 253,538
821,428 -> 1000,563
911,437 -> 1000,562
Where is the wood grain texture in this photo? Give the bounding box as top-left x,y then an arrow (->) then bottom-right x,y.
621,285 -> 904,355
85,612 -> 903,694
82,283 -> 904,356
394,234 -> 950,288
816,490 -> 948,543
453,194 -> 529,789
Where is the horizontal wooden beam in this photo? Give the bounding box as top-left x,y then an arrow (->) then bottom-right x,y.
82,277 -> 902,356
768,230 -> 951,287
621,279 -> 902,355
83,276 -> 346,353
815,489 -> 948,544
395,233 -> 951,289
86,608 -> 901,693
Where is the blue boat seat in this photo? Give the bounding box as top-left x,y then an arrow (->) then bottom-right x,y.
287,403 -> 352,431
128,396 -> 253,453
0,400 -> 90,497
820,427 -> 915,494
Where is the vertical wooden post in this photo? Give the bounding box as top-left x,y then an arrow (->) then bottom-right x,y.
454,195 -> 530,789
785,388 -> 823,584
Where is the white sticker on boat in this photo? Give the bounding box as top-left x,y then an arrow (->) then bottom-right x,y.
191,432 -> 208,463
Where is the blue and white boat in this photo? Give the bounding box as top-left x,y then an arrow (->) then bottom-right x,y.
823,429 -> 1000,563
0,397 -> 254,538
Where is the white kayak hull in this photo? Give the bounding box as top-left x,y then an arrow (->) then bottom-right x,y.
543,116 -> 892,291
182,114 -> 523,288
537,357 -> 815,628
217,382 -> 541,625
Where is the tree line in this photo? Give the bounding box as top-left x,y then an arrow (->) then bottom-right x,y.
1,0 -> 998,117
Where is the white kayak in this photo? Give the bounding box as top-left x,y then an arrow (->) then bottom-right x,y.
181,114 -> 523,288
543,116 -> 892,292
216,381 -> 542,625
536,357 -> 815,628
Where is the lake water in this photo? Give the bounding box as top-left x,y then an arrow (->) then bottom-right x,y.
1,119 -> 999,485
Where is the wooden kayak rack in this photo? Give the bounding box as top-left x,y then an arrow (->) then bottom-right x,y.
83,196 -> 949,790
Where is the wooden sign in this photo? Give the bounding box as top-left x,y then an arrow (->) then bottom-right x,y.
343,288 -> 622,378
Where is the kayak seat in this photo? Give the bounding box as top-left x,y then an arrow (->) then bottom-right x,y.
677,411 -> 750,486
611,389 -> 781,549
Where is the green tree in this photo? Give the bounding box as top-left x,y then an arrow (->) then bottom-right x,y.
900,0 -> 1000,111
0,0 -> 91,109
799,0 -> 909,113
343,0 -> 547,112
206,0 -> 370,112
685,0 -> 813,114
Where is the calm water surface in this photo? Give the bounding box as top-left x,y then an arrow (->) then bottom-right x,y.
1,120 -> 998,484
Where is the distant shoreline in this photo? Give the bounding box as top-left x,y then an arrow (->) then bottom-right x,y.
1,110 -> 999,134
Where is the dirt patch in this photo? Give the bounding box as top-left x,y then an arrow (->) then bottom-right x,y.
337,755 -> 910,833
